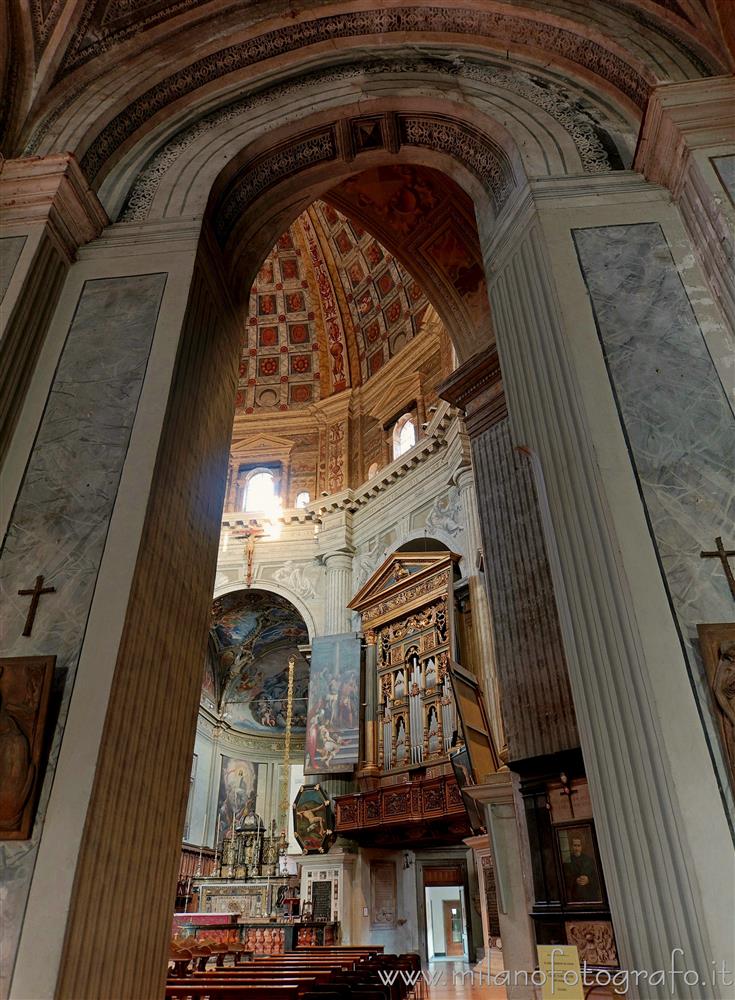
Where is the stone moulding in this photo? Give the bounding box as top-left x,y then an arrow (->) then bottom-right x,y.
214,112 -> 516,247
114,55 -> 634,225
69,6 -> 657,183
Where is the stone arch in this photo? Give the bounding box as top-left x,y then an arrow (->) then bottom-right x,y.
212,581 -> 319,642
22,1 -> 722,176
101,54 -> 639,222
20,23 -> 727,998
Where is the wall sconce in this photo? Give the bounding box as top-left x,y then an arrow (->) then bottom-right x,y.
403,852 -> 414,870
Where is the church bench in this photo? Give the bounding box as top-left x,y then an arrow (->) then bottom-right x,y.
167,973 -> 328,987
165,986 -> 302,1000
300,945 -> 384,950
168,975 -> 324,987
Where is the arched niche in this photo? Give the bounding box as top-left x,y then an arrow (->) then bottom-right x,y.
212,582 -> 318,648
209,587 -> 310,736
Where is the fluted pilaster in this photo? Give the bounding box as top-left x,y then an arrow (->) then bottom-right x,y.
482,173 -> 731,996
454,466 -> 506,750
324,550 -> 354,635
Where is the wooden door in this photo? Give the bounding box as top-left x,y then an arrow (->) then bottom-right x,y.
442,899 -> 464,956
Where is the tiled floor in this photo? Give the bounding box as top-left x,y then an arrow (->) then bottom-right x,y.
426,953 -> 507,998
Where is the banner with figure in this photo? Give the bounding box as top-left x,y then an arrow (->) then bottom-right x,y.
304,633 -> 362,774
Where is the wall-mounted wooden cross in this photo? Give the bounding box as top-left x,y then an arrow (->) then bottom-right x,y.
17,575 -> 56,636
700,537 -> 735,601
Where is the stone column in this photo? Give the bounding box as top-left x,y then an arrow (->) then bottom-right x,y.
357,629 -> 380,779
477,172 -> 733,996
467,776 -> 538,1000
0,154 -> 107,465
324,551 -> 354,635
3,215 -> 240,1000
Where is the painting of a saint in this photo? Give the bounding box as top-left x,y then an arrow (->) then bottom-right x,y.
427,705 -> 441,754
557,824 -> 604,906
0,658 -> 54,840
218,757 -> 259,839
303,635 -> 361,775
395,716 -> 408,764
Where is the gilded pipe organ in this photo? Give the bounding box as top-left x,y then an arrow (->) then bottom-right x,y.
377,591 -> 458,771
334,551 -> 476,844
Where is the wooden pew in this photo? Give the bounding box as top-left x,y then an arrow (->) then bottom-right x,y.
166,985 -> 301,999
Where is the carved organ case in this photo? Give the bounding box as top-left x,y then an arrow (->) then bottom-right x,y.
350,551 -> 463,775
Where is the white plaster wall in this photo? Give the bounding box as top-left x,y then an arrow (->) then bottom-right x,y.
349,850 -> 420,956
187,729 -> 214,845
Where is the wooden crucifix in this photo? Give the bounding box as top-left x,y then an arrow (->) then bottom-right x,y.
17,576 -> 56,636
700,537 -> 735,602
239,523 -> 268,587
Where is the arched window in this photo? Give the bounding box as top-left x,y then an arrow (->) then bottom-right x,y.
392,413 -> 417,459
295,491 -> 310,508
244,469 -> 277,511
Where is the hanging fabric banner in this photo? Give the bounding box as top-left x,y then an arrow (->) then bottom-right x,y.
304,633 -> 362,775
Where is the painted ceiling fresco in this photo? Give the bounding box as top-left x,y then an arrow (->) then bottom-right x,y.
325,164 -> 491,344
309,200 -> 429,382
209,589 -> 309,736
238,200 -> 430,413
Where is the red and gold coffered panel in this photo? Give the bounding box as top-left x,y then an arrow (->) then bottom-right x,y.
325,164 -> 491,346
309,200 -> 429,383
237,198 -> 434,412
239,225 -> 325,413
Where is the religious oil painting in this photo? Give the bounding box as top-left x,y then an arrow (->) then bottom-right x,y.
697,623 -> 735,791
217,756 -> 259,840
0,656 -> 54,840
304,634 -> 362,775
210,590 -> 309,735
293,784 -> 335,854
556,823 -> 605,907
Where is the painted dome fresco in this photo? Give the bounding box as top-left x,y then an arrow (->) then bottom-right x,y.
206,590 -> 309,736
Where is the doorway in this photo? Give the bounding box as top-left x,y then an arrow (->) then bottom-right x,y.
425,885 -> 469,962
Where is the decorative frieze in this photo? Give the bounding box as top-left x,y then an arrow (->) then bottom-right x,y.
115,55 -> 634,226
77,8 -> 657,184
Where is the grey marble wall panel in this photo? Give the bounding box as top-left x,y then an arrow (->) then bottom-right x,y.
0,272 -> 166,993
0,235 -> 27,302
573,222 -> 735,806
711,154 -> 735,206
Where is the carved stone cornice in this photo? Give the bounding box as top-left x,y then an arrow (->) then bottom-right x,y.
310,401 -> 459,516
634,75 -> 735,195
438,348 -> 506,438
634,75 -> 735,329
0,153 -> 107,258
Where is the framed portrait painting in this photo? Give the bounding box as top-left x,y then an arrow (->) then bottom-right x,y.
556,822 -> 605,907
0,656 -> 54,840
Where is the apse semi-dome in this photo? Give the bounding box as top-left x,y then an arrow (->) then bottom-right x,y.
208,589 -> 309,736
